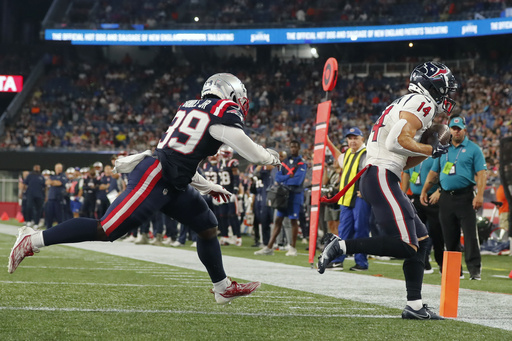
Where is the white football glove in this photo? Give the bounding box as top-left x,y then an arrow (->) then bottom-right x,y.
266,148 -> 281,166
207,184 -> 232,204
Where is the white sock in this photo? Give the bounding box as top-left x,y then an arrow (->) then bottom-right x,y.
31,231 -> 45,248
213,277 -> 231,293
407,299 -> 423,311
338,240 -> 347,253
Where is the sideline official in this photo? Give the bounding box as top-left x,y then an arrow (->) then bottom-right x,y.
421,116 -> 487,280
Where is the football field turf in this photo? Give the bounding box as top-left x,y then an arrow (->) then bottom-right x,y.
1,223 -> 511,340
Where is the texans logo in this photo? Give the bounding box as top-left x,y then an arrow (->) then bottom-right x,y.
424,62 -> 447,77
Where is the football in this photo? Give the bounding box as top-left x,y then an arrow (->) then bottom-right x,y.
420,124 -> 451,146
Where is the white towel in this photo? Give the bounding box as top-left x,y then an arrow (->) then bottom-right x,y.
114,150 -> 153,174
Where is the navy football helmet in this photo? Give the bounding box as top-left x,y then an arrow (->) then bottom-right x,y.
201,73 -> 249,116
409,61 -> 458,115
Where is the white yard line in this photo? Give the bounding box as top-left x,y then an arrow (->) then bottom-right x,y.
0,306 -> 399,318
1,224 -> 511,331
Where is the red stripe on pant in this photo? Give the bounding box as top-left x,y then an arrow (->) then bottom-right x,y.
102,159 -> 162,236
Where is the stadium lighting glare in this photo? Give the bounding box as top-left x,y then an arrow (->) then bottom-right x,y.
409,42 -> 414,47
311,47 -> 319,58
194,17 -> 199,22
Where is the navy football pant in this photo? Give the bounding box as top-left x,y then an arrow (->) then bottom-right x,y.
360,165 -> 427,246
101,157 -> 217,240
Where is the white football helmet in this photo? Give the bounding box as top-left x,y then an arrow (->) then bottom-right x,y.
201,73 -> 249,116
218,145 -> 234,160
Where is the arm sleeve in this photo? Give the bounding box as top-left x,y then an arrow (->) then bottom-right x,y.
209,125 -> 276,165
275,171 -> 289,183
190,171 -> 214,195
286,163 -> 307,186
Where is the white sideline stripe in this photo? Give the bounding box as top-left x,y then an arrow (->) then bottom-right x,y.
0,306 -> 397,318
258,300 -> 371,306
0,224 -> 511,331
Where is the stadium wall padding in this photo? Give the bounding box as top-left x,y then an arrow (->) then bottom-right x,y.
0,151 -> 117,172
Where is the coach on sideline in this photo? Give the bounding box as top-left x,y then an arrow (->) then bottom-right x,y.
420,115 -> 487,280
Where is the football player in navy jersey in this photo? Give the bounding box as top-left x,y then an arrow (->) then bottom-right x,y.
216,145 -> 243,246
317,62 -> 457,319
9,73 -> 281,305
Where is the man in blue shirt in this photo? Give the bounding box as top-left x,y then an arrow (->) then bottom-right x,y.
255,140 -> 307,256
421,116 -> 487,280
401,157 -> 444,274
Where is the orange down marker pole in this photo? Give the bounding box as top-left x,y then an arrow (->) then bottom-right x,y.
308,57 -> 338,265
439,251 -> 462,318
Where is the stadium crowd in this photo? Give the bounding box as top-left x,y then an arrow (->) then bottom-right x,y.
1,54 -> 511,174
60,0 -> 509,28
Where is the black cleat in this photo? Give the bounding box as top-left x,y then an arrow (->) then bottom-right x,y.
317,233 -> 344,274
349,264 -> 368,271
402,304 -> 445,320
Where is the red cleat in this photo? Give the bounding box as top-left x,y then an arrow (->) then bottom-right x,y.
8,226 -> 39,274
210,280 -> 261,304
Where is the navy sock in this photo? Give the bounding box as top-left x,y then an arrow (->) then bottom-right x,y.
403,238 -> 428,301
345,236 -> 417,259
196,236 -> 226,283
42,218 -> 99,246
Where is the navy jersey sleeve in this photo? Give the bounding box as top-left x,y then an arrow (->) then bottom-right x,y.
209,100 -> 245,129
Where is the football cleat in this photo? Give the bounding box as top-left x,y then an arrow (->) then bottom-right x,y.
317,233 -> 344,274
210,280 -> 261,304
8,226 -> 40,274
285,246 -> 297,256
402,304 -> 445,320
254,246 -> 273,255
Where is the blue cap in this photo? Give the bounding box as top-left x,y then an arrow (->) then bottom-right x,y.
345,127 -> 363,137
449,117 -> 466,129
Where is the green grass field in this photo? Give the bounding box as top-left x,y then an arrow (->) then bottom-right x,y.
1,221 -> 511,340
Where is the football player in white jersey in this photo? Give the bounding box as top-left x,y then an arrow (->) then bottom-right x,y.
318,61 -> 457,319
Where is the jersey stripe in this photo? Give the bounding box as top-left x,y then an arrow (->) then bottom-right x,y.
210,100 -> 237,117
376,166 -> 411,243
102,159 -> 162,235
